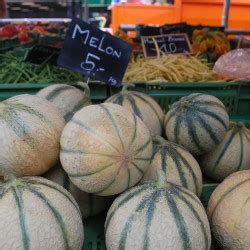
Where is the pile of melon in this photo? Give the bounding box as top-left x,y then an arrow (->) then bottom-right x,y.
0,82 -> 249,250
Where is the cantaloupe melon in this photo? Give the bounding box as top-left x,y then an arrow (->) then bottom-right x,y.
207,170 -> 250,249
0,175 -> 84,250
60,103 -> 153,196
165,93 -> 229,155
0,94 -> 65,177
105,171 -> 211,250
201,122 -> 250,181
37,82 -> 91,122
105,85 -> 164,136
44,164 -> 114,218
141,136 -> 203,196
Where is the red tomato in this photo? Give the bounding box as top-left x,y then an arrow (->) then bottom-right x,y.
2,25 -> 18,37
18,24 -> 30,32
18,32 -> 29,42
0,28 -> 13,38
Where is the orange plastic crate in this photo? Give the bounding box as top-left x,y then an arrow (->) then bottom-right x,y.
111,0 -> 250,33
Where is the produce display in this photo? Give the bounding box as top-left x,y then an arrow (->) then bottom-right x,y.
201,122 -> 250,181
105,85 -> 164,136
37,82 -> 91,122
0,85 -> 249,249
164,93 -> 229,155
192,29 -> 231,59
123,54 -> 218,83
0,23 -> 63,40
214,49 -> 250,80
105,171 -> 211,250
114,29 -> 141,51
0,176 -> 84,250
0,53 -> 86,84
0,24 -> 31,43
207,170 -> 250,249
0,22 -> 67,50
141,136 -> 203,196
60,103 -> 153,196
0,19 -> 249,250
0,94 -> 65,177
44,164 -> 114,218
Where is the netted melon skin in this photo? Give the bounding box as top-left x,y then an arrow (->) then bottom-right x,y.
0,94 -> 65,177
0,176 -> 84,250
106,90 -> 164,136
165,93 -> 229,155
105,182 -> 211,250
207,170 -> 250,249
60,103 -> 152,196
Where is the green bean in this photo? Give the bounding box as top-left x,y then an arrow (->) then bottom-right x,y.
0,51 -> 86,84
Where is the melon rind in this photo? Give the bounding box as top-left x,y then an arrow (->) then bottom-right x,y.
165,93 -> 229,155
106,90 -> 164,136
207,170 -> 250,249
142,137 -> 203,196
105,181 -> 211,249
0,94 -> 65,177
37,83 -> 91,122
60,103 -> 153,196
0,176 -> 84,250
200,122 -> 250,181
44,164 -> 114,218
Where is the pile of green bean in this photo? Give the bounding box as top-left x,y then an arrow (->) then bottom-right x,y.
0,53 -> 86,84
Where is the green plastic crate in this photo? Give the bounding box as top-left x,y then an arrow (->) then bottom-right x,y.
0,82 -> 108,103
0,38 -> 35,53
0,37 -> 20,50
200,183 -> 219,209
109,82 -> 250,116
87,0 -> 111,5
238,84 -> 250,115
38,35 -> 64,46
84,214 -> 106,250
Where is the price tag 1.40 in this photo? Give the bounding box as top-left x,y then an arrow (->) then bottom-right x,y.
57,18 -> 132,87
141,33 -> 192,58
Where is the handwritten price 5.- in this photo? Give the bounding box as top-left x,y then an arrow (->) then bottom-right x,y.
80,53 -> 100,71
80,53 -> 105,73
80,53 -> 101,71
80,53 -> 118,84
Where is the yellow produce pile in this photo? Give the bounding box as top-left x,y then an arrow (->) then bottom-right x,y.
123,54 -> 219,83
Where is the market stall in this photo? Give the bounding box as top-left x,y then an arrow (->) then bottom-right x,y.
0,2 -> 250,250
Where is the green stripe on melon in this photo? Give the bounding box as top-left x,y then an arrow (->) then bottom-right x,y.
44,85 -> 74,100
11,186 -> 30,249
60,103 -> 152,196
164,93 -> 229,155
37,82 -> 91,122
44,164 -> 113,218
142,136 -> 203,196
207,170 -> 250,249
105,171 -> 211,250
105,85 -> 164,136
200,122 -> 250,181
28,186 -> 71,249
0,94 -> 65,177
0,176 -> 83,250
24,177 -> 80,215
